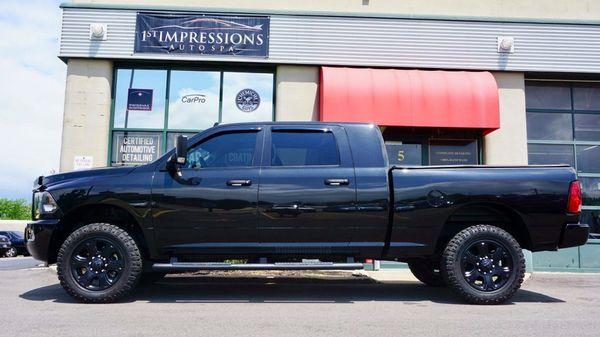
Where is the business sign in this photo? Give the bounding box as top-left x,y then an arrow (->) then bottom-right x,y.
430,140 -> 477,165
73,155 -> 93,170
135,13 -> 270,57
115,133 -> 161,165
127,88 -> 153,111
385,142 -> 422,166
235,88 -> 260,112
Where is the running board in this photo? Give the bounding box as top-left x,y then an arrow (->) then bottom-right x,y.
152,261 -> 365,272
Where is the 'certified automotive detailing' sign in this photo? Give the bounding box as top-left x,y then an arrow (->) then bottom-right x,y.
115,133 -> 160,165
135,12 -> 270,57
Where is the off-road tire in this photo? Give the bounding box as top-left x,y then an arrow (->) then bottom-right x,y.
407,258 -> 445,287
441,225 -> 525,305
57,223 -> 142,303
4,247 -> 17,258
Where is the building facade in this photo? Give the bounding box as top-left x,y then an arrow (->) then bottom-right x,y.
57,0 -> 600,271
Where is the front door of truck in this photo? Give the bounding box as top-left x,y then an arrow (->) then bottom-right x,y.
152,128 -> 263,255
257,126 -> 356,254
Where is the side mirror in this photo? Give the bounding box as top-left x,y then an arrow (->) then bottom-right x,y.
175,135 -> 188,166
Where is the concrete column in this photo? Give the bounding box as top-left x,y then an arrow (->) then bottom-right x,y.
275,65 -> 320,121
59,59 -> 113,172
484,72 -> 528,165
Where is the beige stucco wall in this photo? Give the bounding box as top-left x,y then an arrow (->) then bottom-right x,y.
59,59 -> 113,172
275,66 -> 319,121
484,72 -> 528,165
70,0 -> 600,21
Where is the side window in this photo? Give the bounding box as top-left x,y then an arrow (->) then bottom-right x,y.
271,131 -> 339,166
185,132 -> 257,169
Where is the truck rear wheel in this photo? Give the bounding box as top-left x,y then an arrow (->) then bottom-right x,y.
407,259 -> 445,287
441,225 -> 525,305
57,223 -> 142,303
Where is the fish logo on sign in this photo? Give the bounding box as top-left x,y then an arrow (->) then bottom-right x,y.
235,89 -> 260,112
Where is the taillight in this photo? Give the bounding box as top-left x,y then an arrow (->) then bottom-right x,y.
567,180 -> 582,214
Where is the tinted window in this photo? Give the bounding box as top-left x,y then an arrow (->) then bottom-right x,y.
574,114 -> 600,141
385,142 -> 422,166
185,132 -> 257,169
525,82 -> 571,110
527,144 -> 575,166
573,84 -> 600,111
271,131 -> 339,166
526,112 -> 573,140
576,145 -> 600,173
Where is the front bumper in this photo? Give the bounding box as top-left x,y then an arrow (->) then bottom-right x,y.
558,223 -> 590,249
25,219 -> 61,263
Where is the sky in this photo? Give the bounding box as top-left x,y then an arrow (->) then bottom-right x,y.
0,0 -> 65,200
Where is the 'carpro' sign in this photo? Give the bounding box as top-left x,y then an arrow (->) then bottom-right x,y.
134,13 -> 270,57
115,133 -> 160,165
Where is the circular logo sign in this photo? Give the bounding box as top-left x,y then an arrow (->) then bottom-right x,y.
235,89 -> 260,112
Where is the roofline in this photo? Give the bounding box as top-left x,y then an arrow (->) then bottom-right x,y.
59,2 -> 600,26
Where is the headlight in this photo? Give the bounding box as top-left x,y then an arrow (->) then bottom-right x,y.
33,191 -> 60,219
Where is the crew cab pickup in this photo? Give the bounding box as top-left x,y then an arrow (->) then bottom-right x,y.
26,122 -> 588,304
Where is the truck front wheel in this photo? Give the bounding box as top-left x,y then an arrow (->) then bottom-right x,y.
57,223 -> 143,303
441,225 -> 525,305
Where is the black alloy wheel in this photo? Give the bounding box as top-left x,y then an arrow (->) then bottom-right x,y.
57,223 -> 142,303
441,225 -> 525,305
70,238 -> 126,291
460,239 -> 512,292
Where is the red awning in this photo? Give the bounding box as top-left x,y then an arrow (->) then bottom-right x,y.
320,67 -> 500,133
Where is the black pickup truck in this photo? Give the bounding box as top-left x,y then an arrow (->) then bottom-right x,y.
26,122 -> 588,304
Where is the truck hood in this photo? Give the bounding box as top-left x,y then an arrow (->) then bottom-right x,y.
36,166 -> 137,189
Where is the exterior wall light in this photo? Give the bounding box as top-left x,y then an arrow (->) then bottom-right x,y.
89,23 -> 107,40
497,36 -> 514,53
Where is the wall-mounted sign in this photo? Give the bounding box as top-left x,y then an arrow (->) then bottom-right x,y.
235,88 -> 260,112
115,133 -> 160,165
430,139 -> 478,165
385,142 -> 422,166
135,13 -> 270,57
127,88 -> 153,111
73,155 -> 93,170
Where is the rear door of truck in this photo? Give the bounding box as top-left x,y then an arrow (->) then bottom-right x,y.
257,125 -> 356,254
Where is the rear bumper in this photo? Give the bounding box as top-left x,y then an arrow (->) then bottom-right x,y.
25,219 -> 60,263
558,223 -> 589,249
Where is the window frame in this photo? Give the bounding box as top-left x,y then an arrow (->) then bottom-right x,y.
525,79 -> 600,232
107,63 -> 276,166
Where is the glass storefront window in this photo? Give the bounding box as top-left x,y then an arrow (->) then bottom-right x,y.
526,80 -> 600,236
573,84 -> 600,111
580,177 -> 600,206
574,114 -> 600,141
168,70 -> 220,130
221,72 -> 274,124
576,145 -> 600,173
526,112 -> 573,140
113,69 -> 167,129
166,132 -> 197,151
527,144 -> 575,167
525,82 -> 572,110
110,67 -> 275,167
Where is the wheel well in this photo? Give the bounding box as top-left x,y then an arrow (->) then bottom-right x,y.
434,203 -> 532,255
47,205 -> 149,264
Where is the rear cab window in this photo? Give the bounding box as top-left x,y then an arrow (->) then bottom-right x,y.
270,130 -> 340,166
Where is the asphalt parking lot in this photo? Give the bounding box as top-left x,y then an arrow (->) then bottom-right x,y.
1,258 -> 600,337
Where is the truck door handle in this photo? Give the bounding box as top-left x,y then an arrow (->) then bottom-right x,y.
226,179 -> 252,187
324,178 -> 349,186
